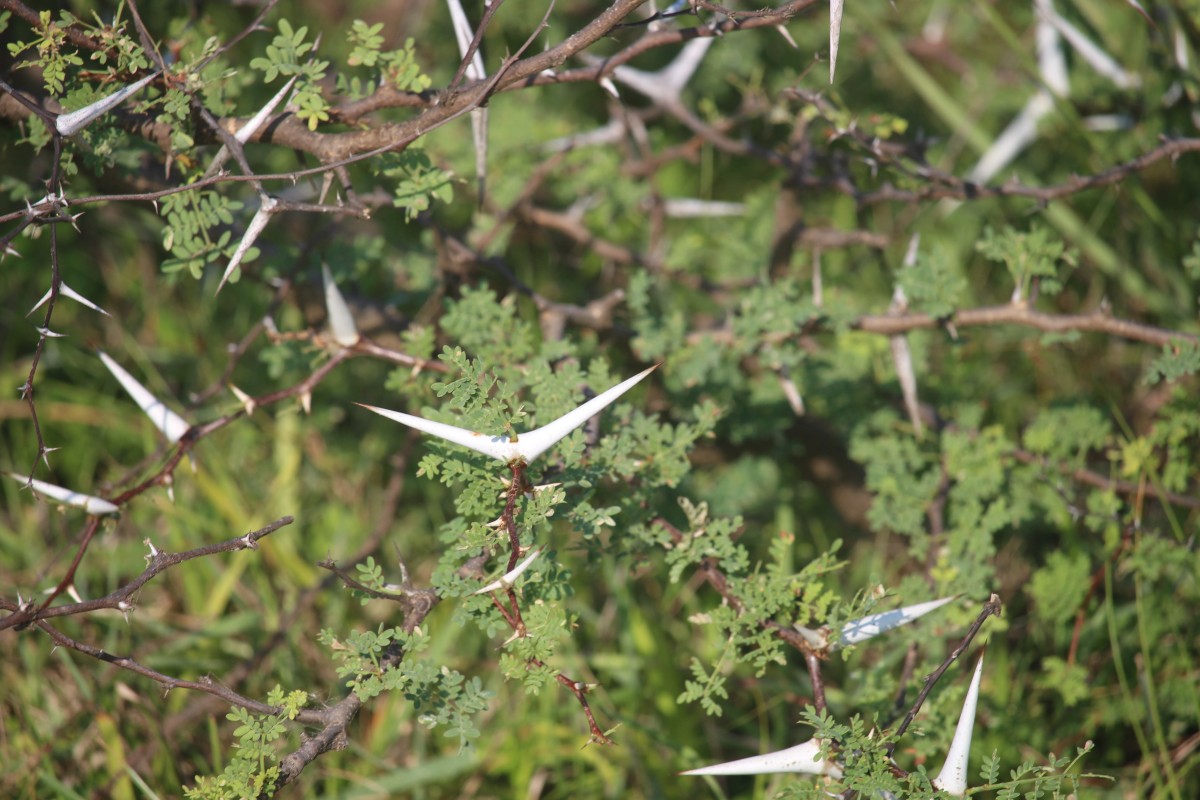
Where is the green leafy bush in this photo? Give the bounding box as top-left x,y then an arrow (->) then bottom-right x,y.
1,1 -> 1198,798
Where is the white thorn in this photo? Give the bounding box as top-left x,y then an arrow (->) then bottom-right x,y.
205,76 -> 300,177
447,0 -> 486,81
792,624 -> 829,649
603,38 -> 713,105
229,383 -> 257,415
472,547 -> 545,594
66,584 -> 83,604
1033,0 -> 1071,97
890,335 -> 923,437
661,198 -> 745,218
7,472 -> 119,515
599,76 -> 620,99
933,653 -> 986,796
216,196 -> 277,294
236,76 -> 299,144
903,231 -> 921,268
445,0 -> 490,194
775,25 -> 799,49
35,326 -> 67,338
1038,1 -> 1137,88
836,596 -> 956,647
682,738 -> 842,777
56,71 -> 160,136
357,365 -> 657,465
778,368 -> 804,416
98,351 -> 191,444
830,0 -> 844,83
966,11 -> 1064,186
29,281 -> 111,317
322,265 -> 360,347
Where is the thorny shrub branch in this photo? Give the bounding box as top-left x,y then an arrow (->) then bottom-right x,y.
889,593 -> 1003,751
3,0 -> 1198,793
659,515 -> 1002,756
2,518 -> 329,723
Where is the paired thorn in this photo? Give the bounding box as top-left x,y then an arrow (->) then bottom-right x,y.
684,653 -> 986,789
472,547 -> 544,595
29,281 -> 111,317
357,365 -> 657,465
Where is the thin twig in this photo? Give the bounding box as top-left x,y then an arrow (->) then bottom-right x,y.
889,593 -> 1002,750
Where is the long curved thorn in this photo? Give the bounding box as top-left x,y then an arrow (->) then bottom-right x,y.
933,652 -> 986,796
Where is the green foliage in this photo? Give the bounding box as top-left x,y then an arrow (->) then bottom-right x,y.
4,1 -> 1200,798
6,11 -> 84,95
1029,551 -> 1091,628
988,743 -> 1107,800
249,19 -> 330,129
1037,656 -> 1090,707
376,151 -> 456,220
1144,338 -> 1200,385
317,624 -> 491,748
342,23 -> 431,96
977,225 -> 1078,299
899,247 -> 968,317
160,188 -> 250,278
184,687 -> 308,800
1023,405 -> 1111,464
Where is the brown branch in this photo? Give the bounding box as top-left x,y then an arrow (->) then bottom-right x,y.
1,0 -> 643,165
1011,449 -> 1200,511
317,559 -> 427,604
552,667 -> 613,745
851,304 -> 1195,347
0,0 -> 120,56
1,517 -> 295,630
4,518 -> 336,728
518,205 -> 659,268
33,619 -> 327,724
503,462 -> 527,570
803,649 -> 827,714
851,137 -> 1200,206
889,593 -> 1001,750
520,2 -> 821,89
446,0 -> 510,94
691,303 -> 1196,350
271,570 -> 436,794
332,84 -> 432,120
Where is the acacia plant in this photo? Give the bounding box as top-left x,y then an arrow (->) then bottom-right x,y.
2,0 -> 1198,798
